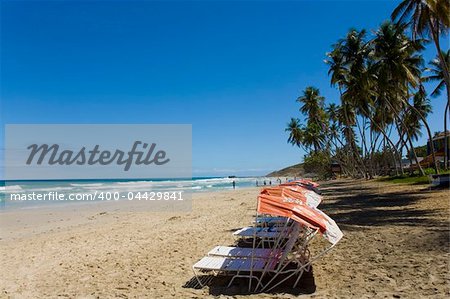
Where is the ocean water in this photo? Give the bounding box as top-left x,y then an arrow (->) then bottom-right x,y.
0,177 -> 279,210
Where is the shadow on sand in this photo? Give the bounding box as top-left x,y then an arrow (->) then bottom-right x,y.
319,180 -> 449,253
183,266 -> 316,296
320,181 -> 447,228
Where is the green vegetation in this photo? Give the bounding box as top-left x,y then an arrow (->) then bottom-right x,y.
286,0 -> 449,180
408,145 -> 427,160
378,169 -> 450,185
377,175 -> 431,185
303,151 -> 331,179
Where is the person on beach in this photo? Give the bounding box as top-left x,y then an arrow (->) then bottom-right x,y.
263,181 -> 266,186
232,181 -> 235,189
256,180 -> 258,186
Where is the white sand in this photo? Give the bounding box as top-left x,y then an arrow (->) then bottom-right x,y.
0,180 -> 448,298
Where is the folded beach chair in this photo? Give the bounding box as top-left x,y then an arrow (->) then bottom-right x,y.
261,186 -> 322,209
192,187 -> 343,293
255,192 -> 343,292
234,217 -> 295,248
253,216 -> 288,227
207,246 -> 282,259
192,222 -> 301,291
280,179 -> 321,195
233,225 -> 291,238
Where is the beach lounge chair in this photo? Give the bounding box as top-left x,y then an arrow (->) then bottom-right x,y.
192,222 -> 301,291
207,246 -> 282,259
192,188 -> 343,293
253,192 -> 343,292
252,216 -> 290,231
234,217 -> 295,248
280,179 -> 322,195
260,186 -> 322,209
233,225 -> 291,238
253,216 -> 287,225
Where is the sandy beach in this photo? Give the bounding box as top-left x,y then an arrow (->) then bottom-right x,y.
0,179 -> 449,298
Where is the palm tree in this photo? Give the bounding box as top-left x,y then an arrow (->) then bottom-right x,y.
285,118 -> 326,154
408,89 -> 433,140
392,0 -> 449,110
370,21 -> 440,174
402,89 -> 433,174
297,87 -> 326,121
286,118 -> 303,148
326,47 -> 347,94
424,50 -> 450,97
296,87 -> 328,151
424,49 -> 450,169
325,30 -> 380,177
341,28 -> 406,175
302,122 -> 326,153
326,103 -> 339,124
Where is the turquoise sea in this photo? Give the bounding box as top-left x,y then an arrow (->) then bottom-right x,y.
0,177 -> 280,210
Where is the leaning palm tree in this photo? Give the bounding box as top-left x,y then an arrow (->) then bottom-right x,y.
325,30 -> 379,177
392,0 -> 450,108
326,46 -> 347,94
410,89 -> 433,140
424,49 -> 450,169
371,21 -> 439,174
402,89 -> 433,174
341,28 -> 405,176
424,50 -> 450,97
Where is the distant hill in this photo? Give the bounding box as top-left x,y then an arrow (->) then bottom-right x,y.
266,163 -> 304,177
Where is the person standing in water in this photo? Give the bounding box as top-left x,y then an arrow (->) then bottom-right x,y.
232,180 -> 236,189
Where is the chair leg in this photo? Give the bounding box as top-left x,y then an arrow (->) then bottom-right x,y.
293,269 -> 305,288
192,267 -> 205,288
226,273 -> 261,292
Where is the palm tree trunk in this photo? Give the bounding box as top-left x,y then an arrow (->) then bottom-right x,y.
407,135 -> 425,175
340,107 -> 368,177
405,100 -> 440,174
384,95 -> 426,176
371,132 -> 381,175
395,118 -> 425,176
429,19 -> 450,112
355,116 -> 373,178
444,102 -> 449,170
348,130 -> 368,178
356,116 -> 370,159
360,107 -> 403,175
428,19 -> 449,172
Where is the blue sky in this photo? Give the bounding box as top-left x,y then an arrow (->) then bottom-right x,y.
1,0 -> 448,177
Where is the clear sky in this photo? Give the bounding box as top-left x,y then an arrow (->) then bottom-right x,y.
1,0 -> 448,177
